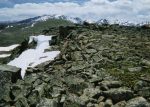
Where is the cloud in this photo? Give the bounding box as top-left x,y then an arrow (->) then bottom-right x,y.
0,0 -> 150,23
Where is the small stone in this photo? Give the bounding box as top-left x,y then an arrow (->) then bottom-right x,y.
86,49 -> 97,54
36,98 -> 58,107
26,67 -> 38,74
98,102 -> 105,107
14,97 -> 29,107
97,96 -> 105,103
113,101 -> 126,107
128,67 -> 142,72
79,95 -> 90,106
87,102 -> 95,107
83,88 -> 101,98
134,80 -> 147,91
67,94 -> 85,106
60,95 -> 66,103
100,85 -> 109,91
70,65 -> 85,71
99,81 -> 122,89
141,59 -> 150,67
105,99 -> 113,107
95,104 -> 99,107
92,55 -> 102,63
71,51 -> 83,61
102,35 -> 115,39
89,77 -> 103,84
137,87 -> 150,99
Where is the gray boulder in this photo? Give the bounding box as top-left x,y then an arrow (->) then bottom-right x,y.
0,65 -> 21,101
125,97 -> 150,107
0,64 -> 21,83
102,88 -> 133,103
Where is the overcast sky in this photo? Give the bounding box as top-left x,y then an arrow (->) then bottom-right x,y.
0,0 -> 150,23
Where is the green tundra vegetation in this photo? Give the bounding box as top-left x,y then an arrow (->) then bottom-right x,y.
0,19 -> 74,46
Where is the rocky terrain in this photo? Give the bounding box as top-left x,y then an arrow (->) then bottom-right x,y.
0,23 -> 150,107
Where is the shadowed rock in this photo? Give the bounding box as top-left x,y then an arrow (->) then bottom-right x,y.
0,64 -> 21,105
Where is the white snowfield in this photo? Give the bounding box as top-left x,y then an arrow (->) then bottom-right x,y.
0,44 -> 19,52
8,35 -> 60,78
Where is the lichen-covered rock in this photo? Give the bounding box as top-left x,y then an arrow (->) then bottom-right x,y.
36,98 -> 58,107
102,88 -> 133,103
82,88 -> 101,98
128,67 -> 142,72
125,97 -> 150,107
134,80 -> 150,98
134,81 -> 150,91
141,59 -> 150,67
105,99 -> 113,107
99,81 -> 122,89
112,101 -> 126,107
137,87 -> 150,99
98,102 -> 105,107
64,94 -> 83,106
14,97 -> 29,107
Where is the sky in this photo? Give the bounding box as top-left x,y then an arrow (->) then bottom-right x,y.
0,0 -> 150,23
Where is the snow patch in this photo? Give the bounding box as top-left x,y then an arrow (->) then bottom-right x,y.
0,44 -> 19,52
33,15 -> 83,24
0,54 -> 11,58
31,23 -> 35,27
8,35 -> 60,78
6,25 -> 13,28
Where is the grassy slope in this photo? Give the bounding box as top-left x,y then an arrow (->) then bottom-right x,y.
0,19 -> 74,46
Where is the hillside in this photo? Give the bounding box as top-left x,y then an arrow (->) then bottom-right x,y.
0,23 -> 150,107
0,18 -> 74,46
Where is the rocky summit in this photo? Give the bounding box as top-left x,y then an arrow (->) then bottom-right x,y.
0,23 -> 150,107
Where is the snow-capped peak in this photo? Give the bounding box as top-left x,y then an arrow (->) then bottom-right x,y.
34,15 -> 83,24
17,14 -> 83,25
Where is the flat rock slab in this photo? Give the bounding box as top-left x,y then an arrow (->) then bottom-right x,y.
0,64 -> 21,101
0,64 -> 21,83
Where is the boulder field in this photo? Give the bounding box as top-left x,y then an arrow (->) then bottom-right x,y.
0,24 -> 150,107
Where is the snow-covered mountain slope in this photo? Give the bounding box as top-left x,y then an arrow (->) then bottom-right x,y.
16,15 -> 83,25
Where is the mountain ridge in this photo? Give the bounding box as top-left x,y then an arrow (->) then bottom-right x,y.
15,15 -> 83,25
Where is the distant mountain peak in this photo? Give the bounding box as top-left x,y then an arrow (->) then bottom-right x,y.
17,15 -> 83,25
